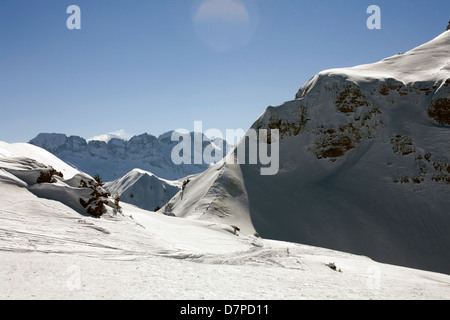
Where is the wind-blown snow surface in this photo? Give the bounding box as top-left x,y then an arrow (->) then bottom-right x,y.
163,31 -> 450,275
1,142 -> 450,299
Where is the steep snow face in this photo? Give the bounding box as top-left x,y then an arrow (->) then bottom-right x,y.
165,31 -> 450,275
104,169 -> 182,212
163,158 -> 256,235
29,132 -> 231,182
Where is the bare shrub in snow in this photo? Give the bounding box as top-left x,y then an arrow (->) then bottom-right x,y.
182,178 -> 190,191
37,168 -> 63,184
78,176 -> 110,217
94,174 -> 105,187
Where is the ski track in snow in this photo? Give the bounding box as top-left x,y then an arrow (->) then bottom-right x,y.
1,187 -> 450,300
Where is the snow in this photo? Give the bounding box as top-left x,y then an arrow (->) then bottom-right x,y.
1,141 -> 450,300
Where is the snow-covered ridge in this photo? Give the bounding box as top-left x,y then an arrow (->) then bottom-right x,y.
298,29 -> 450,96
29,131 -> 232,182
164,31 -> 450,275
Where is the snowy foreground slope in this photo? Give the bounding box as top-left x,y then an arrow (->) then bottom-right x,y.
163,31 -> 450,275
1,142 -> 450,299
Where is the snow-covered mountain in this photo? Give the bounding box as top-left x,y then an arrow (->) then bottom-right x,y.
29,131 -> 231,182
104,168 -> 183,212
162,30 -> 450,275
1,141 -> 450,299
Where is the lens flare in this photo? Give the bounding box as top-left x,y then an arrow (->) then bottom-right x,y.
193,0 -> 258,52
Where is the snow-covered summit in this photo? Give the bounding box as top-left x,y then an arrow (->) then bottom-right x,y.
87,129 -> 132,143
104,168 -> 183,212
298,29 -> 450,96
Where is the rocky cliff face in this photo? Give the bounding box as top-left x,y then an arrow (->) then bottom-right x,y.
163,30 -> 450,274
29,132 -> 231,181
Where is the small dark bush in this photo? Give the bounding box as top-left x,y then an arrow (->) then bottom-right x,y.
87,200 -> 107,217
114,194 -> 120,207
182,179 -> 191,191
79,198 -> 88,208
94,174 -> 104,187
78,176 -> 110,217
37,169 -> 63,184
79,179 -> 88,188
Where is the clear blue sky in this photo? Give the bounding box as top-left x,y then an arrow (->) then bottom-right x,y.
1,0 -> 449,143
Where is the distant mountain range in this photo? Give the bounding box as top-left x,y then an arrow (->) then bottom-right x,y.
29,131 -> 231,182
